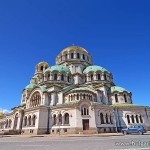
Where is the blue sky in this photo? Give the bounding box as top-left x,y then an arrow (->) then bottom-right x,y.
0,0 -> 150,112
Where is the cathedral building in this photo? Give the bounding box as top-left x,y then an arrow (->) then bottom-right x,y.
0,46 -> 150,135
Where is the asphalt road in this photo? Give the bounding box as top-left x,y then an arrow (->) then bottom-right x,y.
0,135 -> 150,150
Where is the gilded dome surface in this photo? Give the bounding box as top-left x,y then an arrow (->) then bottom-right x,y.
61,46 -> 88,54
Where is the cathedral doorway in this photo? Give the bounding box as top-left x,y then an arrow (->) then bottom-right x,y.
82,119 -> 89,130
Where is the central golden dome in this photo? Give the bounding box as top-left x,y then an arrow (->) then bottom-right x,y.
61,46 -> 88,54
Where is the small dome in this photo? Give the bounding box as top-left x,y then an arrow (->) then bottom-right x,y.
44,65 -> 70,73
35,61 -> 49,73
83,65 -> 109,74
110,86 -> 130,93
37,61 -> 49,66
61,46 -> 88,54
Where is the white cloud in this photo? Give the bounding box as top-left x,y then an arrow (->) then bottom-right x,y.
0,108 -> 11,114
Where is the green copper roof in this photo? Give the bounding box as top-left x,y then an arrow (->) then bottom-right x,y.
25,83 -> 37,89
39,86 -> 47,92
83,65 -> 109,74
70,87 -> 94,92
25,83 -> 47,92
111,86 -> 130,93
44,65 -> 70,73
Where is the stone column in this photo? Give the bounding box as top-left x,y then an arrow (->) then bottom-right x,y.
103,114 -> 106,124
87,74 -> 90,82
94,73 -> 97,80
58,73 -> 61,81
74,52 -> 77,59
101,73 -> 105,80
50,73 -> 53,80
51,92 -> 56,106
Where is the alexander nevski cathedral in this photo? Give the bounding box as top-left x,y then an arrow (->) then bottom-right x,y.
0,46 -> 150,135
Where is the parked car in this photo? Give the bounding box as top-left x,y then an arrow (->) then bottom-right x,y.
122,125 -> 146,135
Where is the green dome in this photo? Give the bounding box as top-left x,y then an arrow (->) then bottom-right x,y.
83,65 -> 109,74
25,83 -> 47,92
44,65 -> 70,73
111,86 -> 130,93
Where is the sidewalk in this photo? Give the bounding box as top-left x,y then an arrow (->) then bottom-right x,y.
0,133 -> 123,138
1,131 -> 150,138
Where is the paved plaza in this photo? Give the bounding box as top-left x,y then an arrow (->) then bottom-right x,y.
0,134 -> 150,150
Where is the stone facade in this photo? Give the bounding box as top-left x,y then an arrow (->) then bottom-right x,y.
0,46 -> 150,135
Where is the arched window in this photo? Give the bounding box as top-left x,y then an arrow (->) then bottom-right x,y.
71,53 -> 74,59
30,92 -> 41,107
5,120 -> 8,128
32,115 -> 36,126
41,66 -> 43,71
136,115 -> 139,123
67,76 -> 70,82
104,74 -> 107,80
64,113 -> 69,124
65,54 -> 68,59
83,54 -> 85,60
28,116 -> 31,126
81,105 -> 89,116
98,74 -> 101,80
77,53 -> 80,59
24,116 -> 27,126
106,114 -> 109,124
69,95 -> 71,101
54,74 -> 57,80
58,114 -> 62,124
85,76 -> 87,82
124,94 -> 127,103
91,74 -> 93,81
115,94 -> 118,103
83,94 -> 86,99
53,115 -> 57,125
8,119 -> 12,128
139,115 -> 143,123
47,74 -> 50,80
70,95 -> 73,101
14,114 -> 18,130
77,94 -> 79,100
100,113 -> 104,124
131,115 -> 134,123
127,115 -> 130,124
110,115 -> 112,124
61,74 -> 64,81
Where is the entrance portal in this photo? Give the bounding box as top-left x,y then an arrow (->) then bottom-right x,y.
82,119 -> 89,130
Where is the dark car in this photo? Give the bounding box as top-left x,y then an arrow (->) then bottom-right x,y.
122,125 -> 146,135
